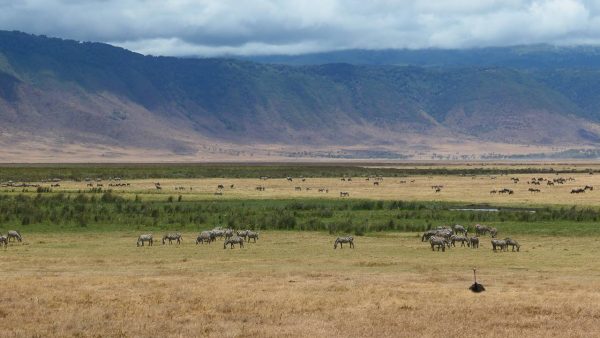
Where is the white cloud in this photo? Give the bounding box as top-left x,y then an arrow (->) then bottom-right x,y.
0,0 -> 599,56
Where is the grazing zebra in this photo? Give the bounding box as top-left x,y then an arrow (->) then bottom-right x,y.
162,233 -> 182,245
421,230 -> 438,242
137,234 -> 153,247
196,231 -> 214,244
489,227 -> 498,238
334,236 -> 354,249
224,236 -> 244,249
468,236 -> 479,249
491,239 -> 507,252
237,230 -> 249,241
453,224 -> 467,235
224,229 -> 234,239
475,224 -> 490,236
7,230 -> 22,242
504,238 -> 521,252
429,236 -> 447,252
211,228 -> 225,239
450,235 -> 469,247
247,231 -> 259,243
0,235 -> 7,247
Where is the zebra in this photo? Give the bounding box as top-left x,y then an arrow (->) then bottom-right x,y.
247,231 -> 259,243
7,230 -> 22,242
489,227 -> 498,238
211,228 -> 225,239
491,239 -> 507,252
137,234 -> 153,247
475,224 -> 490,236
429,236 -> 447,252
224,228 -> 234,239
237,230 -> 249,241
162,233 -> 182,245
504,238 -> 521,252
450,235 -> 469,247
0,235 -> 7,247
196,231 -> 214,244
224,236 -> 244,249
453,224 -> 467,235
334,236 -> 354,249
468,236 -> 479,249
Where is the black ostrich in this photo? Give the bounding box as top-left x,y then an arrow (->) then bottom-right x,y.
469,268 -> 485,293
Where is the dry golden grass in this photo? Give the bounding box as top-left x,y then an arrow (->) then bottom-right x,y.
1,232 -> 599,337
32,171 -> 600,206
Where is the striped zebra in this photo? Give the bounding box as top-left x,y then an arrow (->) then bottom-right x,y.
211,228 -> 225,239
224,236 -> 244,249
197,231 -> 213,244
334,236 -> 354,249
491,239 -> 507,252
137,234 -> 153,247
489,227 -> 498,238
421,230 -> 438,242
247,231 -> 259,243
7,230 -> 22,243
196,231 -> 214,244
0,235 -> 7,247
504,238 -> 520,252
429,236 -> 447,252
237,230 -> 249,241
468,236 -> 479,249
453,224 -> 467,235
450,235 -> 469,247
162,233 -> 182,245
224,229 -> 234,239
475,224 -> 490,236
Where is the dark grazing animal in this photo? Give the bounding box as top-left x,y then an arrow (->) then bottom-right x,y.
334,236 -> 354,249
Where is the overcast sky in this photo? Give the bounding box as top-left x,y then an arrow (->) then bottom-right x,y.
2,0 -> 600,56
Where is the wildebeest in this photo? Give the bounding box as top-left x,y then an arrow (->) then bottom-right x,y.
571,188 -> 585,194
340,192 -> 350,197
468,236 -> 479,249
162,233 -> 182,245
295,187 -> 302,191
334,236 -> 354,249
196,231 -> 214,244
256,186 -> 265,191
137,234 -> 153,247
224,236 -> 244,249
429,236 -> 448,252
373,182 -> 379,186
491,239 -> 507,252
585,185 -> 594,191
247,231 -> 259,243
7,230 -> 22,242
504,238 -> 521,252
528,188 -> 540,193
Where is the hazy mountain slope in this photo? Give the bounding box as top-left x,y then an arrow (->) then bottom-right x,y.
1,31 -> 600,160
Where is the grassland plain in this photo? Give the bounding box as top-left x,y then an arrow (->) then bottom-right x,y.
0,231 -> 599,337
2,163 -> 600,337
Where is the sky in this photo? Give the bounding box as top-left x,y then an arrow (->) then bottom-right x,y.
2,0 -> 600,56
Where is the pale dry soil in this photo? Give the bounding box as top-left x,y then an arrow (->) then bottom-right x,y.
21,172 -> 600,206
0,232 -> 599,337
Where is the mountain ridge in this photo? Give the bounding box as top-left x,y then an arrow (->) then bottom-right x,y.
1,30 -> 600,161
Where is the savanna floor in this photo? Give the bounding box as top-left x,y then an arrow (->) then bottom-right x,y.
1,231 -> 599,337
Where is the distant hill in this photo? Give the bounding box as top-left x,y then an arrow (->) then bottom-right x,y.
2,30 -> 600,161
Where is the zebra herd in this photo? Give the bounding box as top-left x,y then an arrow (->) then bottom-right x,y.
136,227 -> 260,249
422,224 -> 520,252
0,230 -> 23,247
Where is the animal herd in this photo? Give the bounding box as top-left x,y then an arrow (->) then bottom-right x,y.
136,227 -> 261,249
422,224 -> 520,253
0,230 -> 23,247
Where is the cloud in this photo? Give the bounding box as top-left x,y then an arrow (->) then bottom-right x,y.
0,0 -> 599,56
